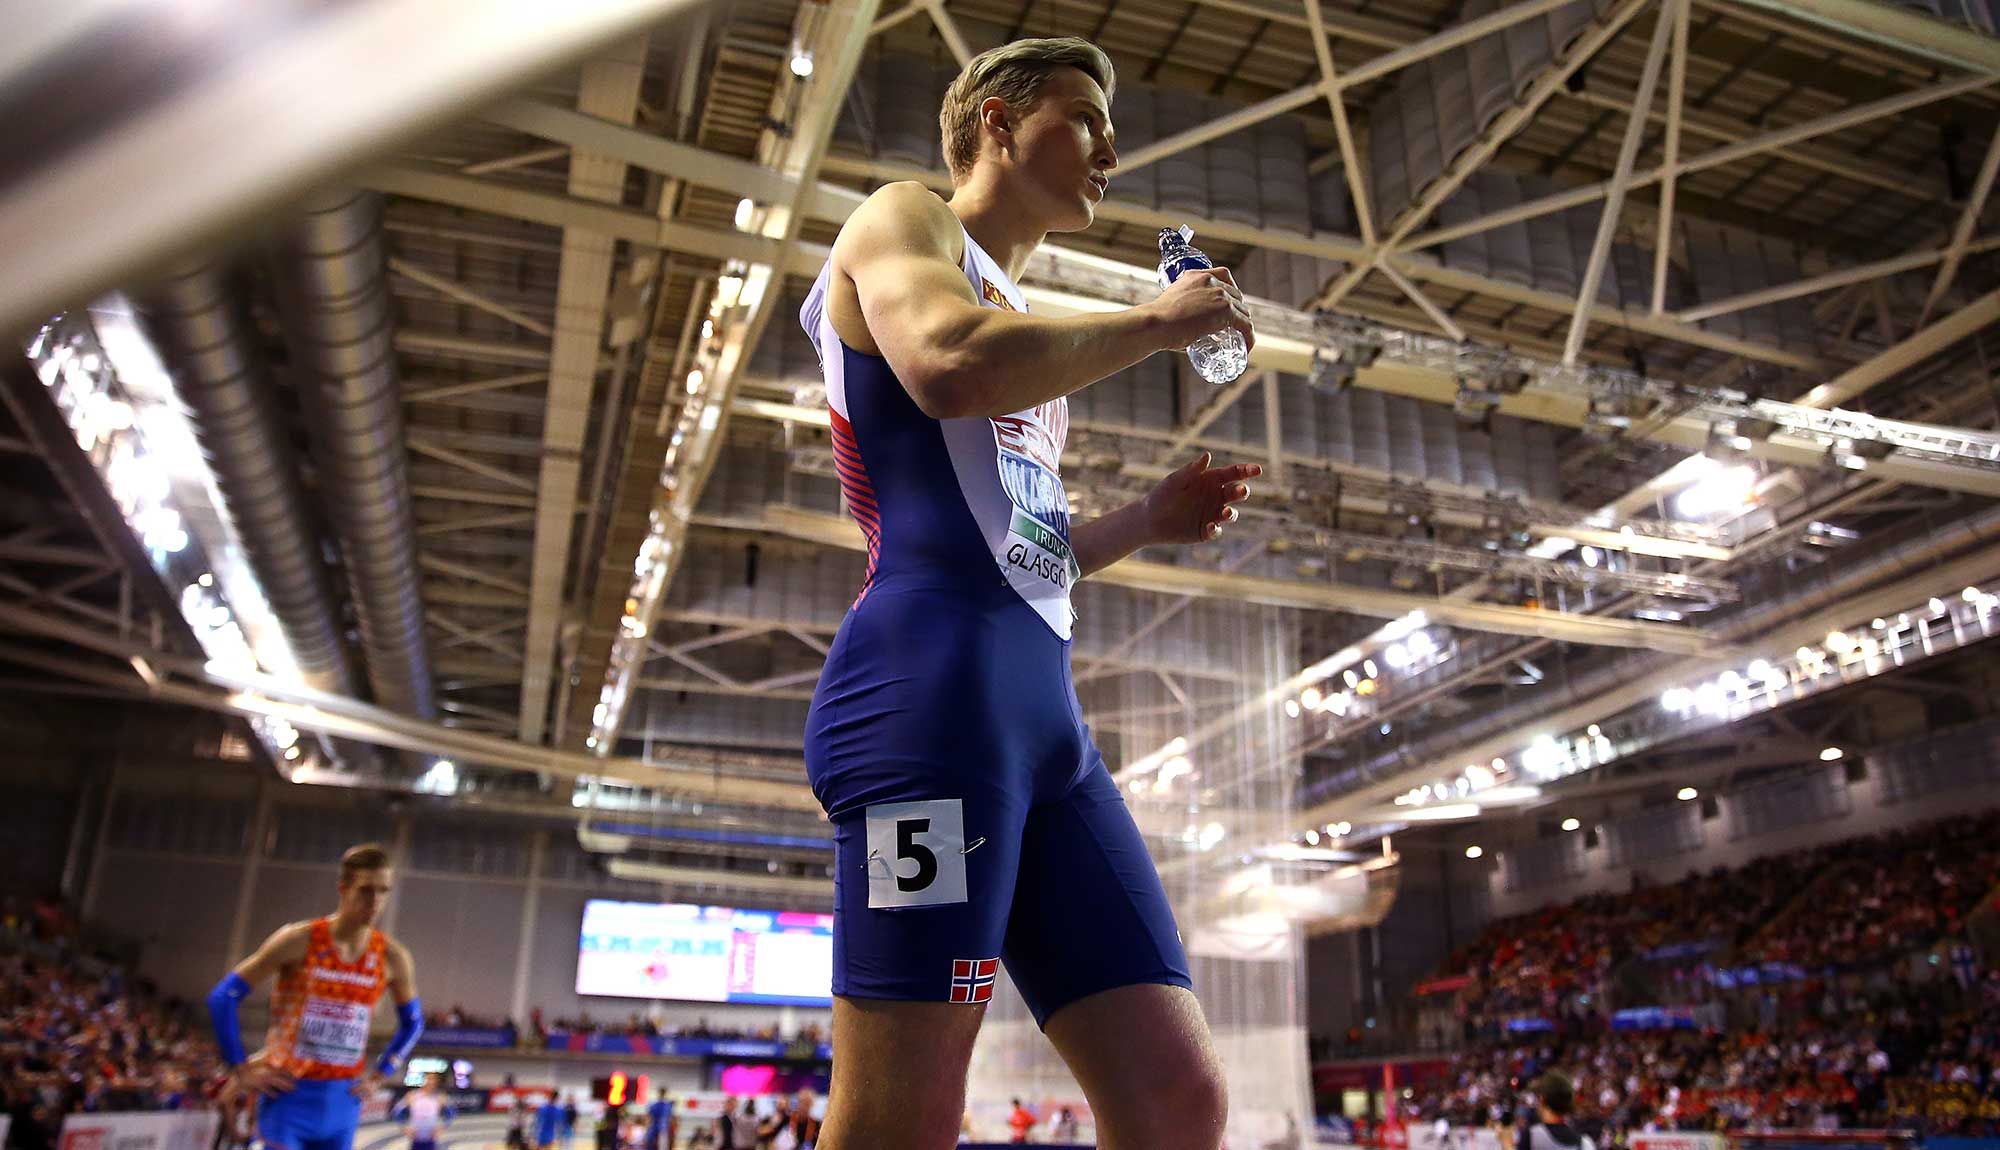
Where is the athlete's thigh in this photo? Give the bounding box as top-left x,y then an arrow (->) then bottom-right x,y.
1001,758 -> 1191,1026
818,995 -> 986,1150
1041,983 -> 1227,1150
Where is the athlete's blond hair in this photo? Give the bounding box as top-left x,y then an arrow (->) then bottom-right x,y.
938,37 -> 1115,184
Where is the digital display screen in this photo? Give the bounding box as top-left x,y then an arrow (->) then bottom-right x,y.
575,899 -> 835,1006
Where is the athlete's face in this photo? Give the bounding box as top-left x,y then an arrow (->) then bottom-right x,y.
1001,67 -> 1116,233
338,866 -> 394,926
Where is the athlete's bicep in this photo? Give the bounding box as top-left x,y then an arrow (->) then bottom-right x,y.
387,939 -> 419,1002
839,185 -> 991,417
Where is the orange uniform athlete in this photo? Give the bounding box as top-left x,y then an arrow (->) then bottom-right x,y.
208,844 -> 421,1150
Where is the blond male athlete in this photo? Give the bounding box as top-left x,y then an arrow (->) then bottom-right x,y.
208,843 -> 422,1150
799,36 -> 1259,1150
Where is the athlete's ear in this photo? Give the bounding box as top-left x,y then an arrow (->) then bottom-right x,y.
978,96 -> 1015,155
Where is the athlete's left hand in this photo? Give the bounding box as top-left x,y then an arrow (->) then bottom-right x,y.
352,1070 -> 385,1099
1143,452 -> 1260,545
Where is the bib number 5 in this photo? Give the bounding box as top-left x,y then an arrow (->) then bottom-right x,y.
864,798 -> 969,909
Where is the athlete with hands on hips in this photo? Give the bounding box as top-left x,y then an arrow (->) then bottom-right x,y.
800,34 -> 1255,1150
207,843 -> 422,1150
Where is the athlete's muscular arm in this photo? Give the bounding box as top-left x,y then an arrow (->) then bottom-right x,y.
384,937 -> 419,1005
210,922 -> 311,1096
365,938 -> 423,1094
836,182 -> 1253,421
1072,452 -> 1260,578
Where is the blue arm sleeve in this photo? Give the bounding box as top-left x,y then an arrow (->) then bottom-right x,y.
376,997 -> 424,1075
206,971 -> 252,1067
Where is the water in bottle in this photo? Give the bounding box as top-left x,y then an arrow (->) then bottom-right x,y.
1156,225 -> 1248,385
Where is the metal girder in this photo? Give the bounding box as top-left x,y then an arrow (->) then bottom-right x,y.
1116,82 -> 1335,175
0,0 -> 697,336
1312,0 -> 1653,311
1302,0 -> 1376,246
1299,540 -> 2000,826
517,40 -> 649,746
1724,0 -> 2000,73
1562,87 -> 1934,202
461,145 -> 571,177
1675,239 -> 2000,322
737,504 -> 1730,656
0,361 -> 194,652
481,100 -> 865,227
586,0 -> 883,755
440,96 -> 1823,370
1377,264 -> 1466,342
0,601 -> 824,812
403,371 -> 549,404
1306,528 -> 1739,600
778,420 -> 1730,560
654,581 -> 1248,685
1801,288 -> 2000,411
1339,0 -> 1586,89
1018,245 -> 2000,492
919,0 -> 976,67
1566,0 -> 1677,363
1653,0 -> 1690,317
407,435 -> 538,492
1920,125 -> 2000,324
386,258 -> 552,337
1406,73 -> 1998,254
819,159 -> 1820,372
362,164 -> 814,272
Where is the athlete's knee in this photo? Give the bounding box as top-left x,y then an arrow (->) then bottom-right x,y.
817,1092 -> 964,1150
1133,1050 -> 1228,1149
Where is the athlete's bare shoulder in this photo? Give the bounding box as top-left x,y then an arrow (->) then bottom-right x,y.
826,182 -> 969,358
834,182 -> 962,268
380,932 -> 413,965
233,919 -> 313,981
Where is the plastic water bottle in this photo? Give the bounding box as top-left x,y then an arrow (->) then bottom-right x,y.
1156,225 -> 1248,385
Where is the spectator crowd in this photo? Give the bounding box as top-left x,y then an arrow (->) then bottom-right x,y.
1391,810 -> 2000,1140
0,899 -> 221,1150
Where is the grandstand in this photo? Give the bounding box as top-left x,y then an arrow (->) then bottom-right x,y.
1387,808 -> 2000,1138
6,0 -> 2000,1147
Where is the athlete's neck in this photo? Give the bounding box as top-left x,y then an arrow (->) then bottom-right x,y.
947,173 -> 1046,283
328,911 -> 373,947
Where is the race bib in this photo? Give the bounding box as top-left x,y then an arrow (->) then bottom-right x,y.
995,449 -> 1078,597
295,997 -> 370,1067
863,799 -> 969,909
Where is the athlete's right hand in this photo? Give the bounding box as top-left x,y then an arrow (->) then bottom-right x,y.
227,1057 -> 296,1099
1146,267 -> 1256,354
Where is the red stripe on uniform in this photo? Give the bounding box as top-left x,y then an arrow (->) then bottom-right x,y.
828,408 -> 882,601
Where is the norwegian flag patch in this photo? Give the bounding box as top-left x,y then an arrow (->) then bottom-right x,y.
949,958 -> 998,1003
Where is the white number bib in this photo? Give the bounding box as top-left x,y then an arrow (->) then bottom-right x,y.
864,799 -> 968,909
295,997 -> 371,1067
